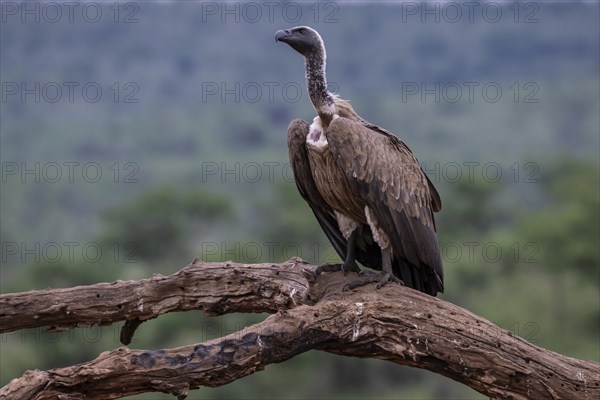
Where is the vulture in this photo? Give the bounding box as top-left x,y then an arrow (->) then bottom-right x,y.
275,26 -> 443,296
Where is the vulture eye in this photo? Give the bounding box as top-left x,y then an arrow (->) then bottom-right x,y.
298,28 -> 306,34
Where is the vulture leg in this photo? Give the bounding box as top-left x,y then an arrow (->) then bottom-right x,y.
343,247 -> 404,291
377,247 -> 404,289
314,230 -> 361,279
341,230 -> 361,273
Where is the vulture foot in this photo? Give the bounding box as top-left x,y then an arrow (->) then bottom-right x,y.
314,263 -> 341,279
343,272 -> 404,291
313,261 -> 360,280
342,259 -> 361,274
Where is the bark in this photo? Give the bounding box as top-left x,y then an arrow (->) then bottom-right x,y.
1,258 -> 598,400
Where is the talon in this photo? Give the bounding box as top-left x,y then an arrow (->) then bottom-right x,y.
376,273 -> 404,289
376,273 -> 391,289
341,260 -> 360,275
313,263 -> 342,280
344,271 -> 404,290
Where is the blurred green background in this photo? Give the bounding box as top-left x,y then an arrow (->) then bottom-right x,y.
1,1 -> 598,399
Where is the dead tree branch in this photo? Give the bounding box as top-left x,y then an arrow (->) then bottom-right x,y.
1,258 -> 598,400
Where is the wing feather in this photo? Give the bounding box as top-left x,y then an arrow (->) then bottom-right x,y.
288,119 -> 347,259
287,119 -> 382,268
326,117 -> 444,294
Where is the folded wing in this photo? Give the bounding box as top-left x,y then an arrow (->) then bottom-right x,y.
326,117 -> 444,295
287,119 -> 382,268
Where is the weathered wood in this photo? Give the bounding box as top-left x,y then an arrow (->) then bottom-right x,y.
1,259 -> 598,400
0,258 -> 315,334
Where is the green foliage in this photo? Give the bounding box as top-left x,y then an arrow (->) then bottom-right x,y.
258,181 -> 321,242
436,160 -> 600,363
517,160 -> 600,280
100,187 -> 234,264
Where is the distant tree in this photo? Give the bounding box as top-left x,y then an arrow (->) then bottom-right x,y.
518,160 -> 600,281
100,187 -> 234,264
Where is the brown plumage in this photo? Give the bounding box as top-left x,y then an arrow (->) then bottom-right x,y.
276,26 -> 443,295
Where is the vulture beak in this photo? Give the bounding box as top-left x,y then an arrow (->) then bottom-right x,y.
275,29 -> 292,43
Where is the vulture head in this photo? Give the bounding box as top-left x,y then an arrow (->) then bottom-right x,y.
275,26 -> 325,59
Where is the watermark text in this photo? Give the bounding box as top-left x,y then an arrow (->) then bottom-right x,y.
1,82 -> 140,104
1,162 -> 140,184
1,241 -> 140,264
1,1 -> 139,24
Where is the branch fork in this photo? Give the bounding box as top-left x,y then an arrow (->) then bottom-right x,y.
1,258 -> 598,399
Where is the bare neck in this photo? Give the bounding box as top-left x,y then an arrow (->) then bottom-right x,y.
305,50 -> 335,126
